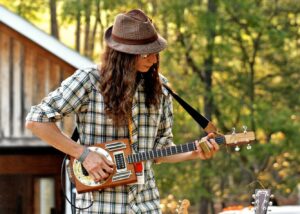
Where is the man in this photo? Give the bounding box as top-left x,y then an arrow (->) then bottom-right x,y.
26,9 -> 219,213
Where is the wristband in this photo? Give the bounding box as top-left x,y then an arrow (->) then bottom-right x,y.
78,147 -> 90,163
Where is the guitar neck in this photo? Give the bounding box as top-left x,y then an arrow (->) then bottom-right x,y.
127,135 -> 226,163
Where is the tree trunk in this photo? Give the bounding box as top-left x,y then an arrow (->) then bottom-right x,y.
202,0 -> 217,120
199,197 -> 210,214
198,162 -> 214,214
49,0 -> 59,39
83,0 -> 91,57
198,0 -> 217,212
75,0 -> 81,52
90,0 -> 101,58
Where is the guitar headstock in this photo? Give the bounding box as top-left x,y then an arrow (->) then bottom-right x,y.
252,189 -> 272,214
212,125 -> 255,151
223,131 -> 255,146
199,127 -> 256,153
177,199 -> 190,214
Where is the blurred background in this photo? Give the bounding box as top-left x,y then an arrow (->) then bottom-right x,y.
0,0 -> 299,213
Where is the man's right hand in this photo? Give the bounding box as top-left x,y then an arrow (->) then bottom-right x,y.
82,151 -> 115,182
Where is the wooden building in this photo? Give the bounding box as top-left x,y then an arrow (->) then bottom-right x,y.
0,5 -> 93,214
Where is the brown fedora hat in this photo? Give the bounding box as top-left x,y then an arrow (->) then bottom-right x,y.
104,9 -> 167,54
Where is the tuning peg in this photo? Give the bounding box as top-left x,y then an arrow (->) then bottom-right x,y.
242,125 -> 248,133
247,144 -> 252,150
231,128 -> 240,151
235,145 -> 240,151
232,127 -> 236,134
252,194 -> 256,199
269,201 -> 273,206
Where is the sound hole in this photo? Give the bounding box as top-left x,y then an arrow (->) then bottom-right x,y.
81,164 -> 89,176
73,147 -> 113,187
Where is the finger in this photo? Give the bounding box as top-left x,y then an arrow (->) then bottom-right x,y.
89,171 -> 100,181
101,154 -> 115,166
202,142 -> 217,158
209,139 -> 219,151
207,132 -> 215,139
198,152 -> 207,160
100,156 -> 114,173
199,141 -> 211,154
198,150 -> 211,160
98,169 -> 109,179
90,169 -> 108,182
204,152 -> 212,159
205,141 -> 214,150
90,164 -> 110,179
103,163 -> 114,174
195,140 -> 200,151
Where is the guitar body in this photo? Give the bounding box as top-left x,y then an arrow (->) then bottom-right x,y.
69,139 -> 137,193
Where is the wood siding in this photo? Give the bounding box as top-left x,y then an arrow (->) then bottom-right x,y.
0,23 -> 76,145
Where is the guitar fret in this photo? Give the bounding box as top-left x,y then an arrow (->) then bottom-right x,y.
158,149 -> 162,157
138,154 -> 142,162
188,143 -> 195,151
127,155 -> 131,163
171,146 -> 176,154
183,144 -> 188,152
153,151 -> 157,158
167,147 -> 171,155
215,136 -> 225,145
177,145 -> 182,153
184,144 -> 189,151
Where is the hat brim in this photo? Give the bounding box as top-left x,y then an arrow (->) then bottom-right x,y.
104,26 -> 167,55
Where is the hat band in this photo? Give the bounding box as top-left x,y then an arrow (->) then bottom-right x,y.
112,33 -> 158,45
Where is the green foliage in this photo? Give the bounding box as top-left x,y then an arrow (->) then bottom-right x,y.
0,0 -> 47,20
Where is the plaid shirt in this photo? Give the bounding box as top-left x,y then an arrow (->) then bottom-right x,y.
26,66 -> 174,214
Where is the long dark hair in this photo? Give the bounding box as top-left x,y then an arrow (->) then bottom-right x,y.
100,46 -> 162,126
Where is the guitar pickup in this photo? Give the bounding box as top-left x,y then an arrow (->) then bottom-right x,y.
105,142 -> 127,151
112,171 -> 132,182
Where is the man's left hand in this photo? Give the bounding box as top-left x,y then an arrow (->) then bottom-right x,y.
194,133 -> 219,160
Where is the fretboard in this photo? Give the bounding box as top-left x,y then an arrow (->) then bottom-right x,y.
127,135 -> 225,163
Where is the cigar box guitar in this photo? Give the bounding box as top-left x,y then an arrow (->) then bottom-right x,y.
69,131 -> 255,193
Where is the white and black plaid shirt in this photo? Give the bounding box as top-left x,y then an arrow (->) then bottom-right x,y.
26,67 -> 174,213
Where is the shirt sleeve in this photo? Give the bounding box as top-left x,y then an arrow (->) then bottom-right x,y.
26,69 -> 91,123
154,94 -> 175,149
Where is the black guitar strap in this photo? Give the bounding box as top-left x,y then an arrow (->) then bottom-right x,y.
162,83 -> 217,133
